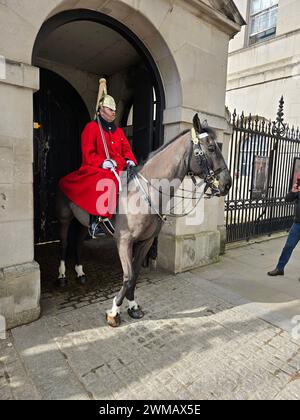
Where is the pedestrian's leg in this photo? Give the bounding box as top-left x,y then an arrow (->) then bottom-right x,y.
277,223 -> 300,271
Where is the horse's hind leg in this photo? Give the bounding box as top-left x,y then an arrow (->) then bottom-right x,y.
58,217 -> 72,287
56,189 -> 73,287
75,224 -> 88,285
143,237 -> 158,270
106,238 -> 133,328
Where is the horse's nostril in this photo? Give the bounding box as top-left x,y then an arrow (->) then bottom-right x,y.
225,183 -> 231,191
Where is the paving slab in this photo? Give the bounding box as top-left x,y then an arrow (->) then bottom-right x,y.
0,238 -> 300,400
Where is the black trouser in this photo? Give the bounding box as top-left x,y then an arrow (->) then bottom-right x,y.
277,223 -> 300,270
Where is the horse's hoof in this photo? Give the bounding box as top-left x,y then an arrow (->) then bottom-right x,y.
106,313 -> 121,328
57,277 -> 67,288
128,306 -> 144,320
77,275 -> 87,285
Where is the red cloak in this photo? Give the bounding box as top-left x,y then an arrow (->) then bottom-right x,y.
59,121 -> 137,218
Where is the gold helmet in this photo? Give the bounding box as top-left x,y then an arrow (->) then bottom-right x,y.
96,78 -> 116,112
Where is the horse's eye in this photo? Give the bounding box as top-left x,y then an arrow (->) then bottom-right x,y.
208,145 -> 216,153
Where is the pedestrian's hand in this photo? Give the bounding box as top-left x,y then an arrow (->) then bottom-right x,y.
102,160 -> 116,170
292,183 -> 299,193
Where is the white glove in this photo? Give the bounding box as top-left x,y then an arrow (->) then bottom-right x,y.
102,159 -> 116,170
126,160 -> 136,168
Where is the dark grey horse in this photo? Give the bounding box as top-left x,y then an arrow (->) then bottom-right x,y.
56,115 -> 232,327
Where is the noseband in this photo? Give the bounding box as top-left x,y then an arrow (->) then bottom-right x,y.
190,128 -> 227,197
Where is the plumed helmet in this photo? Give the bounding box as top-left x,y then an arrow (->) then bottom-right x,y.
96,78 -> 116,112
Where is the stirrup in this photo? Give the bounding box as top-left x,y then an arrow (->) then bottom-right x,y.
88,216 -> 103,239
99,217 -> 115,237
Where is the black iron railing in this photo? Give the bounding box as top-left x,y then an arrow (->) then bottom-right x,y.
225,97 -> 300,243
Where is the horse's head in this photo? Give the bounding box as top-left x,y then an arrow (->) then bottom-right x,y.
188,114 -> 232,197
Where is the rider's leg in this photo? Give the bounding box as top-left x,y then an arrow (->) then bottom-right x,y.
88,214 -> 103,238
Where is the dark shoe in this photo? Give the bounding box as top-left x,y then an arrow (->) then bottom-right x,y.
267,268 -> 284,277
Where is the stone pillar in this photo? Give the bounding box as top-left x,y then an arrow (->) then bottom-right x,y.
0,59 -> 41,329
158,197 -> 222,273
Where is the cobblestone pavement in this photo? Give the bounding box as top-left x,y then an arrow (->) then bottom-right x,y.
1,240 -> 300,400
35,237 -> 123,297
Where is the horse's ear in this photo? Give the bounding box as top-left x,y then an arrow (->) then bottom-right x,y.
193,114 -> 202,133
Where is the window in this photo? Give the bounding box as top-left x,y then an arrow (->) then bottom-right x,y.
249,0 -> 278,45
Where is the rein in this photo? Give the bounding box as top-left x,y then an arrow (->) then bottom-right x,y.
132,171 -> 206,222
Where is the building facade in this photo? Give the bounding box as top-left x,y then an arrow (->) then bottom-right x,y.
227,0 -> 300,126
0,0 -> 243,329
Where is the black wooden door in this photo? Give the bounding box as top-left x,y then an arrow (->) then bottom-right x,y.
132,68 -> 154,161
33,69 -> 90,244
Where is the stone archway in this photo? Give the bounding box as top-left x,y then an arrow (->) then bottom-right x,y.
32,8 -> 167,157
46,1 -> 182,100
29,4 -> 179,293
30,1 -> 182,124
31,6 -> 176,243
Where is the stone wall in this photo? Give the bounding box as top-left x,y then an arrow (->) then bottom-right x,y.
227,0 -> 300,126
0,61 -> 41,328
34,57 -> 99,118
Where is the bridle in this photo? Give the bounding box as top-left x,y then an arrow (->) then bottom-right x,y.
190,128 -> 227,198
129,128 -> 228,222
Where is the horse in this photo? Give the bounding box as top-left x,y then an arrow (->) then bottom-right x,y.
55,114 -> 232,327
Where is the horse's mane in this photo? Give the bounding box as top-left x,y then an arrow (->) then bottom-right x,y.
139,124 -> 216,167
145,129 -> 190,163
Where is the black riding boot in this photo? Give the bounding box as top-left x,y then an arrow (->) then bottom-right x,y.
88,215 -> 103,238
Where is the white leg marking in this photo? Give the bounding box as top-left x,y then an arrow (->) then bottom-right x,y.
107,297 -> 122,317
127,299 -> 139,310
58,261 -> 66,279
75,265 -> 85,278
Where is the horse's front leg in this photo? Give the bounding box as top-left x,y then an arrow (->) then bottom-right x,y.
106,238 -> 134,328
126,237 -> 155,319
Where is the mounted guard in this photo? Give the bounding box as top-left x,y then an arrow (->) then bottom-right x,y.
59,78 -> 137,237
56,110 -> 232,323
